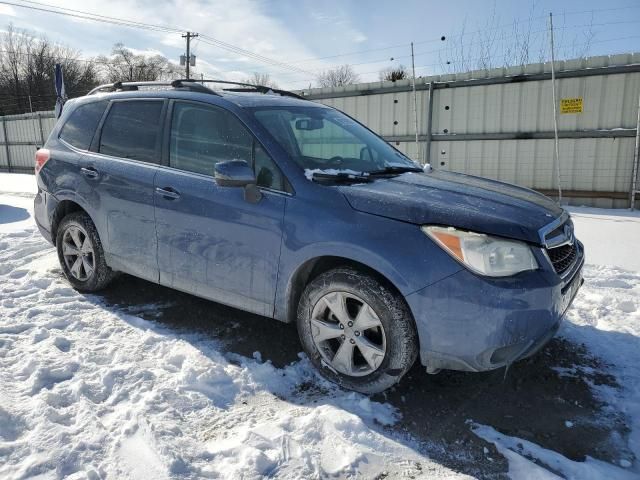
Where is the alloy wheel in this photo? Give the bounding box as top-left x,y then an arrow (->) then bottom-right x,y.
310,291 -> 387,377
61,225 -> 95,282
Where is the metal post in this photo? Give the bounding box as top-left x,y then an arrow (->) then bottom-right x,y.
28,97 -> 41,148
37,113 -> 45,147
423,81 -> 435,166
2,119 -> 12,173
549,13 -> 562,203
631,91 -> 640,210
410,42 -> 419,160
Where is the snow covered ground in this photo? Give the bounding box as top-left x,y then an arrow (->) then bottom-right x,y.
0,173 -> 639,479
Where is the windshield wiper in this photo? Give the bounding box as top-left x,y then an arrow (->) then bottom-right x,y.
367,165 -> 423,176
311,171 -> 372,184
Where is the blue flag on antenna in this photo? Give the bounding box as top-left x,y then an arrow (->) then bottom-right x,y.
54,63 -> 66,118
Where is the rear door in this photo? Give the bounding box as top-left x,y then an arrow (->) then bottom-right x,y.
40,100 -> 108,233
154,100 -> 287,317
82,98 -> 166,282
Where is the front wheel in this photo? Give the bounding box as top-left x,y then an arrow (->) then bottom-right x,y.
56,211 -> 116,292
297,267 -> 418,394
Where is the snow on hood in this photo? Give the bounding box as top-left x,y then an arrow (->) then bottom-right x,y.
304,168 -> 367,180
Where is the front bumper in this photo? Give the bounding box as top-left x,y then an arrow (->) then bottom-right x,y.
405,241 -> 584,372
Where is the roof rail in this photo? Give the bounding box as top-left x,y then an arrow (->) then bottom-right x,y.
86,78 -> 306,100
173,79 -> 306,100
87,80 -> 219,96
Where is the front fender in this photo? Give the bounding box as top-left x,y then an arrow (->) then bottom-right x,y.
274,194 -> 463,322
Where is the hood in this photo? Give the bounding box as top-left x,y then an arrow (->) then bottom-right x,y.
339,170 -> 564,244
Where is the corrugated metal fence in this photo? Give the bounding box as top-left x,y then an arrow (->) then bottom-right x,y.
0,111 -> 56,173
1,54 -> 639,207
300,53 -> 640,208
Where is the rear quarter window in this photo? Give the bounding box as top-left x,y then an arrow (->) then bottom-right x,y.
59,101 -> 107,150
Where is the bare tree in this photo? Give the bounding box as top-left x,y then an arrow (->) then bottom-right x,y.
243,72 -> 278,88
95,43 -> 179,82
379,65 -> 408,82
0,24 -> 100,115
438,1 -> 596,74
317,65 -> 360,87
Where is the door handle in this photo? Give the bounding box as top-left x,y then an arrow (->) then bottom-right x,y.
155,187 -> 181,200
80,167 -> 99,179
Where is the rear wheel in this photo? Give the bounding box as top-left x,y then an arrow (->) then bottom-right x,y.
56,212 -> 116,292
297,267 -> 418,394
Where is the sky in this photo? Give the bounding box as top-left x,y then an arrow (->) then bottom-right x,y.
0,0 -> 639,89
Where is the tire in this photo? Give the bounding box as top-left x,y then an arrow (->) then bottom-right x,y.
55,211 -> 116,292
297,267 -> 418,394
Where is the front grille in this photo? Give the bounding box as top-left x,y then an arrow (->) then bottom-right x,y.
546,243 -> 577,276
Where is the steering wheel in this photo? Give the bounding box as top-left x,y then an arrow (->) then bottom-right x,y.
327,156 -> 345,167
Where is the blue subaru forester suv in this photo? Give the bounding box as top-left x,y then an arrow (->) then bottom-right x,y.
34,80 -> 584,393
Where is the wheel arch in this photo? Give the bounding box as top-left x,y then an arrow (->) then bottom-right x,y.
51,199 -> 92,245
282,255 -> 409,324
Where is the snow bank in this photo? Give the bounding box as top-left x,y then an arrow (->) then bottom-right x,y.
568,206 -> 640,272
0,173 -> 37,194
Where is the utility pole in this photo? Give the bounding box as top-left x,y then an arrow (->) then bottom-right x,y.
182,31 -> 198,79
549,13 -> 562,203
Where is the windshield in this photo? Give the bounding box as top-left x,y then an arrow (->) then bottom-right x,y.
249,106 -> 418,174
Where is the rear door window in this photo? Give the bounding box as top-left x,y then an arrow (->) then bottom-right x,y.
99,100 -> 164,163
59,101 -> 107,150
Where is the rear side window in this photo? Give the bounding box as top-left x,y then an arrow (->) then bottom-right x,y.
59,101 -> 107,150
99,101 -> 164,163
170,102 -> 252,176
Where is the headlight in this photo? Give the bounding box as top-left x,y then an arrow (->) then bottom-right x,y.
422,226 -> 537,277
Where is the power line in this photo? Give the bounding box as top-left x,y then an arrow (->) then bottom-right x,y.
2,0 -> 314,77
3,0 -> 639,88
284,33 -> 640,87
275,3 -> 640,68
3,0 -> 182,33
198,35 -> 317,76
212,16 -> 640,80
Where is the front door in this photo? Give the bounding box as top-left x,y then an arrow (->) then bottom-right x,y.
154,100 -> 287,317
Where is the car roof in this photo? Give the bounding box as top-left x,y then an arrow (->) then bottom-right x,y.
76,88 -> 326,110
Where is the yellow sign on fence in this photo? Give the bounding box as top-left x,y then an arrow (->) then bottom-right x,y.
560,97 -> 583,114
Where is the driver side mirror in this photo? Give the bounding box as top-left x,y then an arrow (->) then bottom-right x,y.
214,160 -> 262,203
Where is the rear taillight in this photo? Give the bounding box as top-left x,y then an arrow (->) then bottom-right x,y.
35,148 -> 50,174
